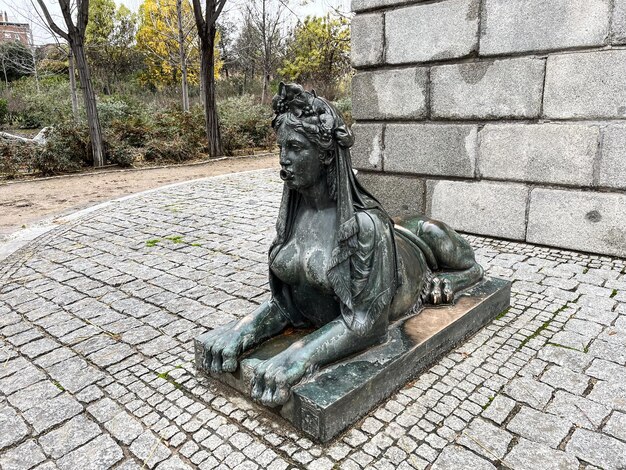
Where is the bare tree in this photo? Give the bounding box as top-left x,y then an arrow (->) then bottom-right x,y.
176,0 -> 190,112
34,0 -> 105,167
191,0 -> 227,157
245,0 -> 288,104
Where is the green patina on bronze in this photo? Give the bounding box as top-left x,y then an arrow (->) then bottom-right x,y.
197,83 -> 485,407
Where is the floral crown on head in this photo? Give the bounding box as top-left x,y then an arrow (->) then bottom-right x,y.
272,82 -> 353,147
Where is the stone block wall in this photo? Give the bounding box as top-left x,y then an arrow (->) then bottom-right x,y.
351,0 -> 626,258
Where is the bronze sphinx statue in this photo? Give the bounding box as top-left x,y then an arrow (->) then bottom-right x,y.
198,83 -> 484,407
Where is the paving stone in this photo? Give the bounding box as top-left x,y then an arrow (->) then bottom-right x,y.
604,411 -> 626,441
87,397 -> 123,423
7,380 -> 62,412
0,439 -> 46,470
538,344 -> 593,372
23,393 -> 83,434
566,428 -> 626,469
504,437 -> 579,470
431,445 -> 496,470
57,434 -> 124,470
587,381 -> 626,412
480,0 -> 610,55
503,377 -> 553,409
39,414 -> 102,459
587,339 -> 626,364
104,410 -> 145,445
385,0 -> 478,64
544,50 -> 626,119
47,356 -> 105,393
155,456 -> 194,470
480,394 -> 515,425
20,338 -> 60,359
507,406 -> 573,448
0,405 -> 29,450
431,58 -> 545,119
457,417 -> 512,460
546,391 -> 611,430
0,364 -> 46,395
129,430 -> 172,468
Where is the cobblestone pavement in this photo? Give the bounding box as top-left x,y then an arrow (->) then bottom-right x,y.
1,169 -> 625,470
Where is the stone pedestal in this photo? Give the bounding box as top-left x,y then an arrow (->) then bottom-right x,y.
195,277 -> 510,442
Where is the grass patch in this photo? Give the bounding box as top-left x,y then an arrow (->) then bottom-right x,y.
165,235 -> 185,244
518,303 -> 569,350
482,395 -> 495,410
610,289 -> 618,298
52,380 -> 65,391
146,238 -> 161,247
155,370 -> 182,389
495,307 -> 510,320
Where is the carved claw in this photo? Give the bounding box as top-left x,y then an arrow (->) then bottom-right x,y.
430,276 -> 455,305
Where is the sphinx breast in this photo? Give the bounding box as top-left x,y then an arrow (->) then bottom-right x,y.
270,237 -> 335,294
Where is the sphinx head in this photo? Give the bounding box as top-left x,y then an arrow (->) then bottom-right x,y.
272,83 -> 353,198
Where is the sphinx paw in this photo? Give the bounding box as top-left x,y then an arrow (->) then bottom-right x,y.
430,276 -> 454,305
251,355 -> 309,407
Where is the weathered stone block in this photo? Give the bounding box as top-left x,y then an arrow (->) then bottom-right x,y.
357,172 -> 424,217
599,125 -> 626,189
352,0 -> 416,13
544,51 -> 626,119
385,124 -> 477,178
527,189 -> 626,257
480,0 -> 610,55
612,0 -> 626,44
427,181 -> 529,240
352,68 -> 427,120
351,13 -> 384,67
351,123 -> 384,171
385,0 -> 479,64
431,58 -> 545,119
479,124 -> 599,186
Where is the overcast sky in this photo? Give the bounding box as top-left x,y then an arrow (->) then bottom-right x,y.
0,0 -> 350,45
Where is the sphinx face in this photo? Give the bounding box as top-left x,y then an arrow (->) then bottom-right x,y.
276,125 -> 324,192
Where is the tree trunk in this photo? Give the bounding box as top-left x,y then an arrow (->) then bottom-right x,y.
200,28 -> 222,157
68,50 -> 79,121
176,0 -> 190,113
72,42 -> 105,167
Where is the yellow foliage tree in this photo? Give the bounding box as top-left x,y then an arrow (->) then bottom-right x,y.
136,0 -> 222,89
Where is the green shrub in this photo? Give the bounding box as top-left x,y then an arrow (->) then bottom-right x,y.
34,124 -> 89,175
0,140 -> 36,178
0,99 -> 8,127
332,96 -> 352,127
97,98 -> 133,125
6,76 -> 73,128
217,95 -> 273,155
106,142 -> 135,167
110,115 -> 151,148
144,136 -> 195,163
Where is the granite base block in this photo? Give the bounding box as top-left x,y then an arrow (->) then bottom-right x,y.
195,277 -> 510,442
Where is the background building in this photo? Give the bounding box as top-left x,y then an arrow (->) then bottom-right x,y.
0,11 -> 31,45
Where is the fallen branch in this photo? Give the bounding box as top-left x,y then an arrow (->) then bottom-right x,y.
0,127 -> 50,145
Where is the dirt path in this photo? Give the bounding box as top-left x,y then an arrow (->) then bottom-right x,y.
0,154 -> 278,236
